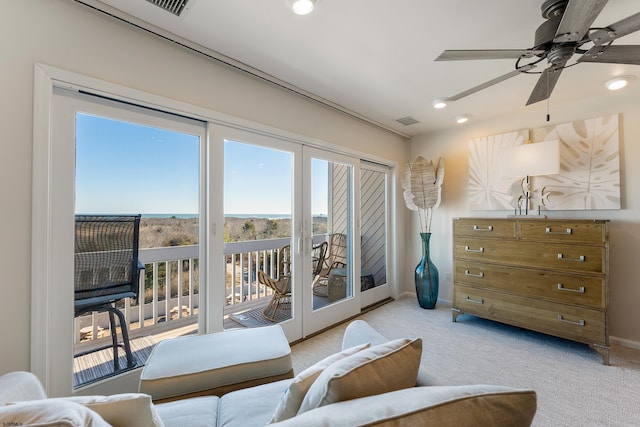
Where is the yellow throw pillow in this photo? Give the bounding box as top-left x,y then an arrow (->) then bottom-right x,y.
297,337 -> 422,414
270,343 -> 370,423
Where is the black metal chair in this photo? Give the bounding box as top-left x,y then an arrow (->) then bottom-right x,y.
74,215 -> 144,374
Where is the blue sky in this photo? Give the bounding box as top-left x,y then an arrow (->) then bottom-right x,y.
75,114 -> 328,216
75,113 -> 200,215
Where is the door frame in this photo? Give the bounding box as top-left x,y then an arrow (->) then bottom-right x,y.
302,147 -> 361,336
32,63 -> 397,395
211,124 -> 304,341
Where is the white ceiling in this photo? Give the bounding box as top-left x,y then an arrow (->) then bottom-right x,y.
92,0 -> 640,137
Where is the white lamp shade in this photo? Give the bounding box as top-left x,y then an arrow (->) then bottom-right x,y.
500,139 -> 560,177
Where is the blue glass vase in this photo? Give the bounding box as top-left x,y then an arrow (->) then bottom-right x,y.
415,232 -> 439,309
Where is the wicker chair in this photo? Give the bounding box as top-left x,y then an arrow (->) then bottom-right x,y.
74,215 -> 144,376
258,244 -> 292,321
312,233 -> 347,296
311,240 -> 328,282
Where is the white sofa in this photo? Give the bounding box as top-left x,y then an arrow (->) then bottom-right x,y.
0,321 -> 537,426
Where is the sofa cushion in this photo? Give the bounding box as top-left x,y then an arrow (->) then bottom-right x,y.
0,399 -> 110,427
341,319 -> 389,350
155,396 -> 218,427
218,379 -> 291,427
272,385 -> 537,427
270,343 -> 370,423
0,371 -> 47,404
62,394 -> 164,427
297,337 -> 422,414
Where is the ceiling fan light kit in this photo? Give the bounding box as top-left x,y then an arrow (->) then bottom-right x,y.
605,76 -> 633,90
286,0 -> 316,15
434,0 -> 640,106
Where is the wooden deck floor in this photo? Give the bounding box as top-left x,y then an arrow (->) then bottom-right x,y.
73,294 -> 332,387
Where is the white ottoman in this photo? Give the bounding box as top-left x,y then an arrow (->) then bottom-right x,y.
139,325 -> 293,402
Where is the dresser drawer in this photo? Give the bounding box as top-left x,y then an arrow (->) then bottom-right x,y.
454,260 -> 604,308
454,237 -> 605,273
453,219 -> 515,239
453,285 -> 606,345
518,220 -> 607,244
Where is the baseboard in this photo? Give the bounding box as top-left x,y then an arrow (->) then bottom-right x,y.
398,292 -> 452,306
610,336 -> 640,351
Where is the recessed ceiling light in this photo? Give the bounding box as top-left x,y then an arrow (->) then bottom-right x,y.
455,114 -> 471,124
605,76 -> 634,91
286,0 -> 316,15
432,98 -> 448,109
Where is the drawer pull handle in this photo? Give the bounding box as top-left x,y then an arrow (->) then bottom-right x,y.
465,270 -> 484,278
557,314 -> 585,327
557,253 -> 585,262
465,246 -> 484,253
473,225 -> 493,232
557,283 -> 585,293
466,296 -> 484,304
546,227 -> 572,235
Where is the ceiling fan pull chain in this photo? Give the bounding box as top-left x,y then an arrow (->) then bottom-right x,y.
546,76 -> 551,122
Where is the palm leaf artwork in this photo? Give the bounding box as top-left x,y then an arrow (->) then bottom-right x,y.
401,156 -> 444,233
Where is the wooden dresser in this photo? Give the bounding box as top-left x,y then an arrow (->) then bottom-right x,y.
452,218 -> 610,364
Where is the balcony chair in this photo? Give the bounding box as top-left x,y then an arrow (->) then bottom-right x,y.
258,244 -> 292,322
74,214 -> 144,377
312,233 -> 347,297
311,240 -> 328,285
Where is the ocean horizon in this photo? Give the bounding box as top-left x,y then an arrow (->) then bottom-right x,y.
140,213 -> 327,219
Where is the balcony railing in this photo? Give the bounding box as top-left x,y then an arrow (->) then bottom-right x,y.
73,237 -> 303,352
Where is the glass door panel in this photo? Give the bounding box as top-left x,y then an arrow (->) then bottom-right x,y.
360,162 -> 392,307
304,147 -> 360,335
222,135 -> 302,341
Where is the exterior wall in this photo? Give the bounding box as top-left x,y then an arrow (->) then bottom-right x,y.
410,90 -> 640,347
0,0 -> 408,375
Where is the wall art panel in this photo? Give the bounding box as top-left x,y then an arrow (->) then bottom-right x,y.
532,114 -> 621,210
468,129 -> 528,210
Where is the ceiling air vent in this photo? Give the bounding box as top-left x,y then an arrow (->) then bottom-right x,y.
145,0 -> 189,16
396,116 -> 419,126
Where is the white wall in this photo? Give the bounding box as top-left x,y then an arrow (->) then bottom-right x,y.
0,0 -> 409,376
410,88 -> 640,347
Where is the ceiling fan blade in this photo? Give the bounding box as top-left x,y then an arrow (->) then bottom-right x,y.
526,64 -> 566,105
579,45 -> 640,65
435,49 -> 544,61
447,64 -> 536,101
590,12 -> 640,45
553,0 -> 609,43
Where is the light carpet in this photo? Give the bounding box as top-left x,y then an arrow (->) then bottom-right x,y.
290,295 -> 640,427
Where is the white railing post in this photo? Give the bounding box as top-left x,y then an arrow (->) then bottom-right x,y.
177,259 -> 183,319
152,261 -> 159,325
138,269 -> 145,332
188,258 -> 194,315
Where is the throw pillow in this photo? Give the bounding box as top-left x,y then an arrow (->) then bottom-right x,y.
0,399 -> 110,426
55,393 -> 164,427
297,337 -> 422,414
269,343 -> 370,423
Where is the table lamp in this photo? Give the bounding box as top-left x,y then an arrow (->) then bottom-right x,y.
500,139 -> 560,216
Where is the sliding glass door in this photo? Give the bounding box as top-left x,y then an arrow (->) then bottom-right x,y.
217,128 -> 364,340
303,147 -> 360,334
219,128 -> 303,341
359,161 -> 392,307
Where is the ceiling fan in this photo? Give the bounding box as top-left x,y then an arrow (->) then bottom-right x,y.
435,0 -> 640,106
